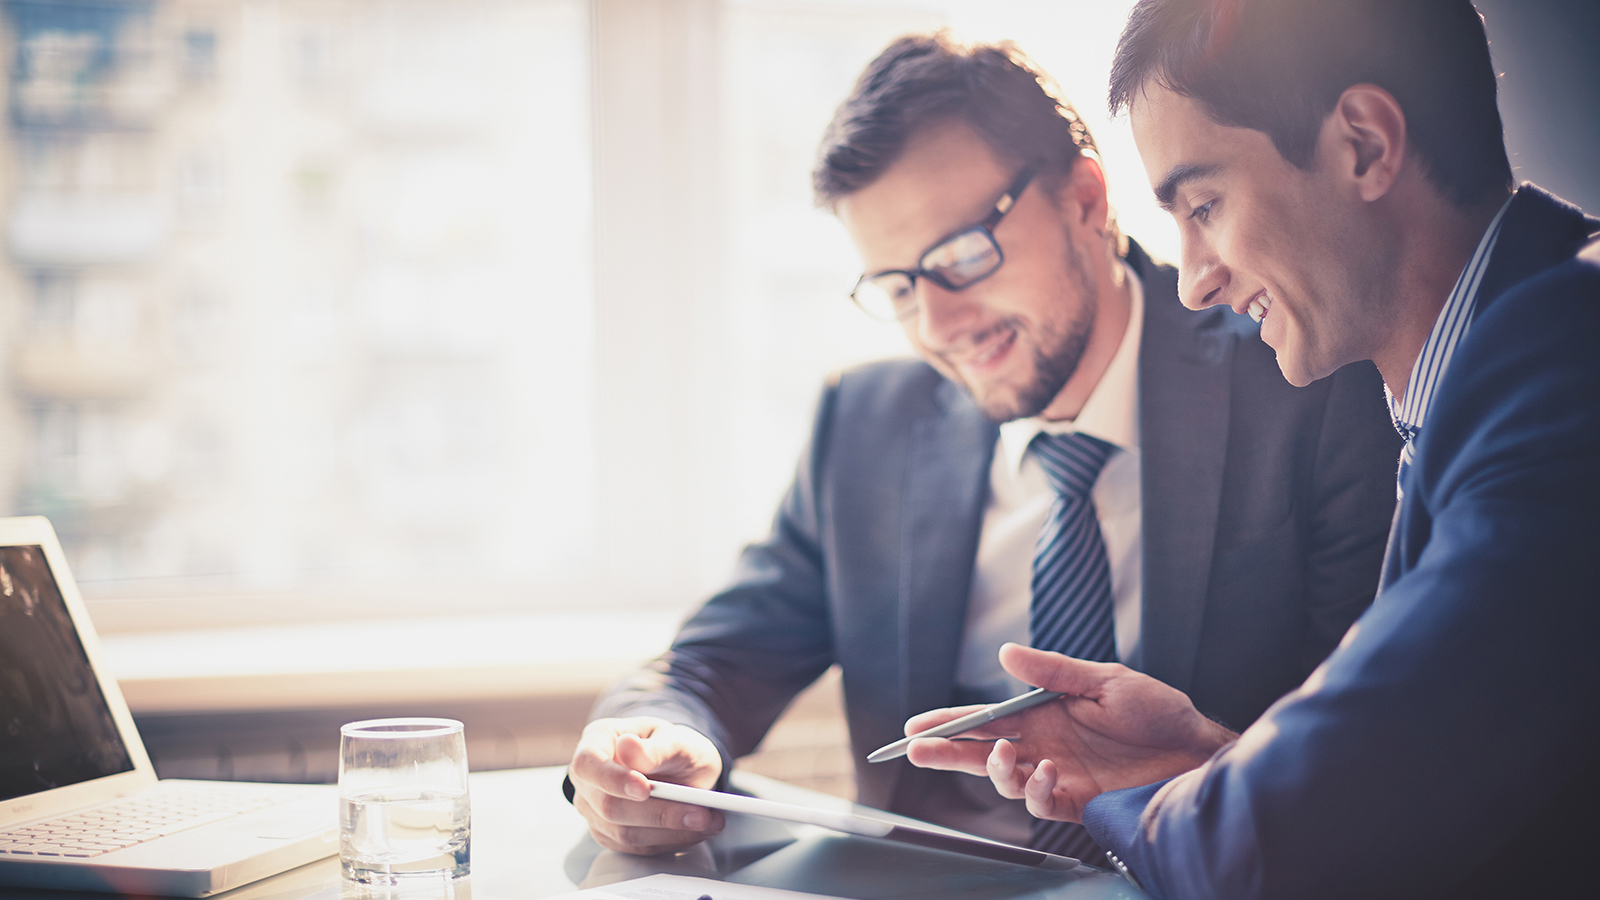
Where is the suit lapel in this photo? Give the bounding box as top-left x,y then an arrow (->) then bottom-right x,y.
1134,248 -> 1236,693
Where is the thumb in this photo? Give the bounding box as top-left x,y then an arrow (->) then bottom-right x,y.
613,731 -> 668,776
998,643 -> 1115,697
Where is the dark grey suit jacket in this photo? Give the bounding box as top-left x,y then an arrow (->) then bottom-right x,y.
595,243 -> 1400,830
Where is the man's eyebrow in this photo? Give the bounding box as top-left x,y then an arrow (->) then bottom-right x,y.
1154,163 -> 1223,211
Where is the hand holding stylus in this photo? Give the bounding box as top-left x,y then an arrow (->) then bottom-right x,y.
866,686 -> 1066,763
901,644 -> 1236,823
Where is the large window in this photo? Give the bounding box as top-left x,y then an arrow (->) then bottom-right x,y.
3,0 -> 596,619
1,0 -> 1158,627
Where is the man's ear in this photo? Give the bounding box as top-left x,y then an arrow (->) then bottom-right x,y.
1053,154 -> 1112,231
1326,84 -> 1408,202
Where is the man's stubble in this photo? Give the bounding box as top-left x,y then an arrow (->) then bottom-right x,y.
958,229 -> 1100,423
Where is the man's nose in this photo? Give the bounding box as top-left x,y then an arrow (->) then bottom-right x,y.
913,280 -> 981,349
1177,235 -> 1229,311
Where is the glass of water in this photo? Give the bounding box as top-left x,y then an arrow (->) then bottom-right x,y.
339,718 -> 471,886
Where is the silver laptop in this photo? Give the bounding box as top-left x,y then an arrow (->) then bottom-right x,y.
0,516 -> 338,897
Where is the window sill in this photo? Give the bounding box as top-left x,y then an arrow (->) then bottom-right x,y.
98,609 -> 684,714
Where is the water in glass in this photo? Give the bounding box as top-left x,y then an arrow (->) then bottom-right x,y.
339,717 -> 470,886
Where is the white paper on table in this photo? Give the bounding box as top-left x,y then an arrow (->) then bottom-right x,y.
543,872 -> 850,900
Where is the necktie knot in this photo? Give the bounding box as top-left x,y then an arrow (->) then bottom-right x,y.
1031,432 -> 1115,499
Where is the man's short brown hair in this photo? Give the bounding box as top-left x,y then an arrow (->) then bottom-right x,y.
1108,0 -> 1512,208
813,32 -> 1098,209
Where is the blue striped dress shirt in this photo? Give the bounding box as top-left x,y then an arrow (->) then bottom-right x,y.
1385,196 -> 1514,497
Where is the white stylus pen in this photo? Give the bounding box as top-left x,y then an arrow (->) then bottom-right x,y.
865,687 -> 1066,763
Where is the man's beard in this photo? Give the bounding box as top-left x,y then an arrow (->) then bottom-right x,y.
959,236 -> 1099,422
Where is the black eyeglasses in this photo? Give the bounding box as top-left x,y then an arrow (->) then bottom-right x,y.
849,167 -> 1035,322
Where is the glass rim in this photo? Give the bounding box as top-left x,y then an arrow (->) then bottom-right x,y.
341,716 -> 464,738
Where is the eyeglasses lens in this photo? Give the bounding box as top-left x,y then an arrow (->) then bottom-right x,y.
849,227 -> 1003,322
922,228 -> 1001,288
854,273 -> 916,321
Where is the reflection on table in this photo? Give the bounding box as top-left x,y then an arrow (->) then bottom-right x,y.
3,767 -> 1148,900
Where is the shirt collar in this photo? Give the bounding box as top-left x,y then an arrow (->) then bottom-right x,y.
999,260 -> 1144,475
1385,193 -> 1515,441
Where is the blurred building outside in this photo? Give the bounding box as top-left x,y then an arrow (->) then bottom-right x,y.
0,0 -> 602,616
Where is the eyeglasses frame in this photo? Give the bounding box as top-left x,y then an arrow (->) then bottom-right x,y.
848,166 -> 1037,322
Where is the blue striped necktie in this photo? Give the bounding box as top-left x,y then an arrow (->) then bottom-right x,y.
1026,430 -> 1117,861
1029,432 -> 1118,662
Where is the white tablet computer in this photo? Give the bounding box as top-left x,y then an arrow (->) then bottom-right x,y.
646,780 -> 1079,871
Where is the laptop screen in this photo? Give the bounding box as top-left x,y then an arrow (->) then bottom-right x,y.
0,545 -> 135,803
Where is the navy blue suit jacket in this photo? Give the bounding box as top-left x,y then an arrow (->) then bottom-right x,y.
1084,185 -> 1600,898
596,244 -> 1401,837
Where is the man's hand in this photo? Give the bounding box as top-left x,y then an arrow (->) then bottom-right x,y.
568,717 -> 726,855
903,643 -> 1236,822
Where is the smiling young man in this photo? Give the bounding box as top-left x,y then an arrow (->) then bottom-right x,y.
564,32 -> 1400,863
902,2 -> 1600,897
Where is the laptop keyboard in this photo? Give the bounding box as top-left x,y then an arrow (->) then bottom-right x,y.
0,784 -> 300,859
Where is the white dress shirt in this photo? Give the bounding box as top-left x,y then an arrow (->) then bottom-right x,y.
954,264 -> 1145,701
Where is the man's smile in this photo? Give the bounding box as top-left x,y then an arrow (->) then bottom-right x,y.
948,323 -> 1018,373
1246,291 -> 1272,323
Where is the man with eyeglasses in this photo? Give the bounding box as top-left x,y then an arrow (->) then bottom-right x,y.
565,32 -> 1399,862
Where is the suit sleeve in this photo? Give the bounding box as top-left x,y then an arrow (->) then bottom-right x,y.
589,377 -> 841,779
1084,266 -> 1600,899
1297,361 -> 1400,672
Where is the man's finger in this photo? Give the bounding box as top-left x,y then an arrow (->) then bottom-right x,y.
904,703 -> 990,735
613,732 -> 664,781
903,736 -> 994,776
580,788 -> 723,832
998,643 -> 1119,697
1023,757 -> 1056,817
986,739 -> 1029,800
576,792 -> 724,855
1024,758 -> 1082,823
571,736 -> 647,799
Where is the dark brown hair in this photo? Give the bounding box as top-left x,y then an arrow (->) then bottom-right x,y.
813,32 -> 1097,208
1108,0 -> 1512,208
